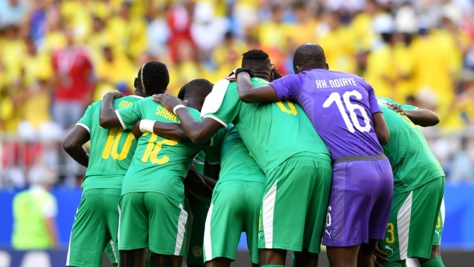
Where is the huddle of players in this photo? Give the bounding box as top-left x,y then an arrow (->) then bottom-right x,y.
63,44 -> 445,267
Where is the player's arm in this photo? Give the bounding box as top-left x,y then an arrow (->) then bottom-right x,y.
153,94 -> 223,145
63,126 -> 90,167
99,91 -> 124,128
373,112 -> 390,145
236,71 -> 279,103
388,103 -> 439,127
132,120 -> 190,141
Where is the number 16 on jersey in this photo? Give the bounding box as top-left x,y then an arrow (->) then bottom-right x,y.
323,90 -> 371,133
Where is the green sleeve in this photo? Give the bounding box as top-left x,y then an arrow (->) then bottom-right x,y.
203,85 -> 240,127
377,97 -> 418,111
76,103 -> 94,132
399,104 -> 418,111
117,101 -> 142,130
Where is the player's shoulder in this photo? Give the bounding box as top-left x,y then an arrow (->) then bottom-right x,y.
113,95 -> 145,109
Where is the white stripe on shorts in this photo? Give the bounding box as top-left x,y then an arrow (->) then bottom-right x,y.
117,205 -> 121,247
397,191 -> 413,260
203,203 -> 214,262
109,240 -> 118,263
66,206 -> 80,266
262,180 -> 278,248
175,204 -> 188,255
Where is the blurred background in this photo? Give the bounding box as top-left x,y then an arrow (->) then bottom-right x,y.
0,0 -> 473,266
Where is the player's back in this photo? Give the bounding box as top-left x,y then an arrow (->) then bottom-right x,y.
218,126 -> 265,183
118,97 -> 203,199
287,69 -> 383,159
79,95 -> 143,192
378,99 -> 444,194
229,78 -> 329,174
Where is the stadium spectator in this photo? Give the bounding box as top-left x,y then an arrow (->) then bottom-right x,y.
51,26 -> 94,130
11,165 -> 59,250
0,0 -> 26,29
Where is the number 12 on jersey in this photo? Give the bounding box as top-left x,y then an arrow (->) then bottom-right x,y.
323,90 -> 371,133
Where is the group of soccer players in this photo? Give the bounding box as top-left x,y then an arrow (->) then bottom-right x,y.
63,43 -> 446,267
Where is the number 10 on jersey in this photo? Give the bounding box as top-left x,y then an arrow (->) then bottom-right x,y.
323,90 -> 371,133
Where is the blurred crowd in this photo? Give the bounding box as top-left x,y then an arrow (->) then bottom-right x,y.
1,0 -> 474,187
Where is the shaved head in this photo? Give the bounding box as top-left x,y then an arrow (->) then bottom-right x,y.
293,43 -> 328,73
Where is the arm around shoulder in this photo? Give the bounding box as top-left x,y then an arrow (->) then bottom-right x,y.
403,109 -> 439,127
99,92 -> 123,128
373,112 -> 390,145
236,72 -> 278,103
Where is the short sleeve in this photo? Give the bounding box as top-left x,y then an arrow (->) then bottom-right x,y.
42,195 -> 58,218
203,84 -> 240,127
76,104 -> 94,133
366,83 -> 382,114
270,74 -> 301,100
116,102 -> 142,130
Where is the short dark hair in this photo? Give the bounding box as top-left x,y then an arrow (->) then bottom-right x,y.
241,49 -> 272,77
178,79 -> 213,100
293,43 -> 327,72
242,49 -> 269,63
136,61 -> 169,96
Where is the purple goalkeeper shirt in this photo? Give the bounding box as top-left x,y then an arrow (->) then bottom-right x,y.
270,69 -> 383,160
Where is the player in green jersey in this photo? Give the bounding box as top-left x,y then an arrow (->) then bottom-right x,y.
375,98 -> 445,267
202,125 -> 265,267
63,66 -> 150,267
154,50 -> 332,267
99,74 -> 213,267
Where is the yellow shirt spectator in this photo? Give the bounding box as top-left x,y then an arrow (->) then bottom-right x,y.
316,24 -> 357,73
410,33 -> 456,113
94,47 -> 135,101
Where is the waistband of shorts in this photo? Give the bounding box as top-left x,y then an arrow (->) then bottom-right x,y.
83,188 -> 122,195
332,153 -> 386,165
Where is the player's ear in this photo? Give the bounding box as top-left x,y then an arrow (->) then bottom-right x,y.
134,78 -> 138,89
324,63 -> 329,70
295,65 -> 302,74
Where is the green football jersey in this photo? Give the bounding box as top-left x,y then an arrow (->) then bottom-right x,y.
76,95 -> 143,192
116,97 -> 202,199
377,97 -> 445,194
218,126 -> 265,183
203,78 -> 329,174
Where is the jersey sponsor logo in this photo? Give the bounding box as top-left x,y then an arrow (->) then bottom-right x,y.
192,245 -> 202,258
385,245 -> 394,254
156,106 -> 178,122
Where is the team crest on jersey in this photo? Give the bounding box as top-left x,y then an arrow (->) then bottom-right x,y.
192,245 -> 203,258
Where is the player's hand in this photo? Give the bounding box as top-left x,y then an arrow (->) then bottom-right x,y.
387,103 -> 405,115
270,64 -> 283,81
152,93 -> 186,112
235,68 -> 254,78
373,242 -> 389,266
225,68 -> 238,81
132,120 -> 143,139
104,90 -> 124,99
